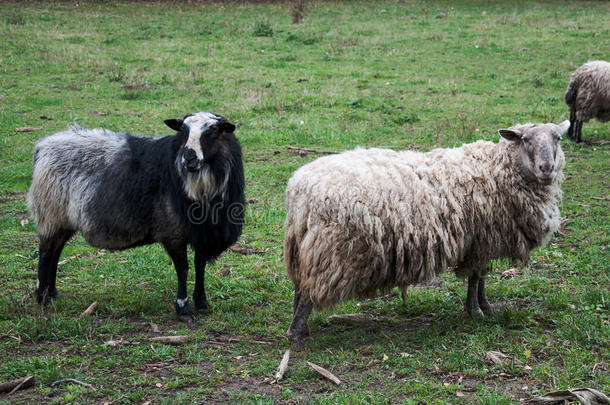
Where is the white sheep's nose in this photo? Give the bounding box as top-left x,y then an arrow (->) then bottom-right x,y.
539,163 -> 553,177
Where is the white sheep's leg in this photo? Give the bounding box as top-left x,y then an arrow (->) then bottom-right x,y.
567,110 -> 576,139
466,275 -> 484,318
287,292 -> 312,350
292,291 -> 310,336
575,120 -> 583,143
164,242 -> 194,322
477,277 -> 493,315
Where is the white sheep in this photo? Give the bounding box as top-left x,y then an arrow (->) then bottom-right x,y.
284,121 -> 569,348
565,60 -> 610,142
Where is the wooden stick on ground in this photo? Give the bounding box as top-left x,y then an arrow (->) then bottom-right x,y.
50,378 -> 96,391
150,335 -> 189,345
307,361 -> 341,385
0,376 -> 34,394
79,301 -> 98,318
15,126 -> 43,132
274,349 -> 291,381
285,146 -> 335,156
328,313 -> 371,323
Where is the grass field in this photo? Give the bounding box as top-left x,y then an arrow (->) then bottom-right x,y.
0,1 -> 608,403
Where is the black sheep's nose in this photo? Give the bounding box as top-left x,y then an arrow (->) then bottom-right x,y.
183,147 -> 200,170
184,147 -> 197,162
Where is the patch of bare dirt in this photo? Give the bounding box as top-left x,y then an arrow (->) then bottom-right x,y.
0,191 -> 26,204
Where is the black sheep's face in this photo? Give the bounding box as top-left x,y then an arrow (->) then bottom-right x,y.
165,112 -> 236,172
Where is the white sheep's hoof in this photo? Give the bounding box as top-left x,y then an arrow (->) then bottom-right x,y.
480,303 -> 494,316
467,307 -> 485,319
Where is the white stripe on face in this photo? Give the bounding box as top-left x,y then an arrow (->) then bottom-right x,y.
183,112 -> 219,161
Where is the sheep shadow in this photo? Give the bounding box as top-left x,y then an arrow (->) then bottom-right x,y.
305,298 -> 539,351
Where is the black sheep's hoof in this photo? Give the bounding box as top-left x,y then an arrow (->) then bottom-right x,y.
194,298 -> 209,311
35,287 -> 57,305
178,314 -> 195,323
175,299 -> 194,322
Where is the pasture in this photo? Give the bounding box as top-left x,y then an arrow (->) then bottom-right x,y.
0,1 -> 608,403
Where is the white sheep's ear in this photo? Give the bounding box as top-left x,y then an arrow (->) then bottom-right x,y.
557,120 -> 570,136
498,128 -> 522,142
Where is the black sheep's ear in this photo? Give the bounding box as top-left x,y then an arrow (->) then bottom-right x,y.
222,121 -> 236,133
164,118 -> 184,131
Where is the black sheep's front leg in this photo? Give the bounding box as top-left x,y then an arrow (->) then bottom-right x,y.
164,242 -> 194,322
193,251 -> 209,311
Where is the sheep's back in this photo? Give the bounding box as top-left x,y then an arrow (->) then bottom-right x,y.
27,126 -> 128,237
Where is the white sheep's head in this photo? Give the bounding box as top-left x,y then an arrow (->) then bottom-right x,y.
165,112 -> 236,172
499,120 -> 570,185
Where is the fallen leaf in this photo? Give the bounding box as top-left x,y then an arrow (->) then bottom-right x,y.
104,339 -> 128,347
500,268 -> 520,279
485,350 -> 511,365
20,219 -> 28,227
528,387 -> 610,405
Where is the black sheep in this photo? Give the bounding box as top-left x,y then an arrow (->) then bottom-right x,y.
27,112 -> 245,321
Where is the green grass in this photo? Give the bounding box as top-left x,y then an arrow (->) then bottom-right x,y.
1,1 -> 609,403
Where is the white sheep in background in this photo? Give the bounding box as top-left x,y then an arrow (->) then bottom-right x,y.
284,121 -> 569,349
565,60 -> 610,142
